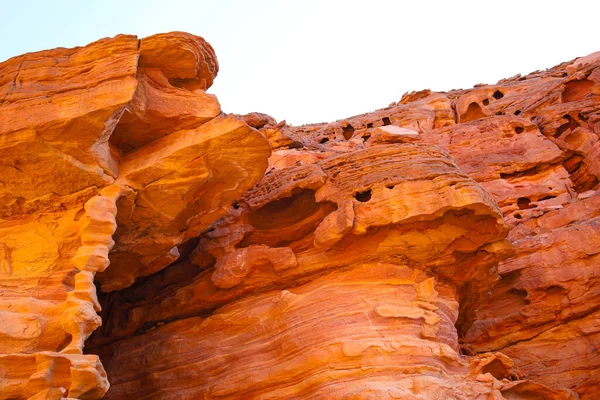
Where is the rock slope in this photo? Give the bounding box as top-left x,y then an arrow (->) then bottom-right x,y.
0,32 -> 598,399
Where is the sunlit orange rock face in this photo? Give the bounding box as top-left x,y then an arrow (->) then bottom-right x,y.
0,32 -> 270,399
0,34 -> 598,400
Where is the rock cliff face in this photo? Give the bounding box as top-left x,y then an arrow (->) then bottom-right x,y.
0,32 -> 598,399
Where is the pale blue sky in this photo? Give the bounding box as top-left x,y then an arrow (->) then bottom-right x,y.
2,0 -> 599,125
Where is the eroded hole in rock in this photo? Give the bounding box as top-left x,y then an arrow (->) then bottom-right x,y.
493,90 -> 504,100
565,129 -> 586,147
500,165 -> 541,180
168,77 -> 203,90
386,185 -> 395,190
462,102 -> 486,122
482,359 -> 515,380
514,126 -> 524,134
382,117 -> 391,126
517,197 -> 534,210
366,122 -> 374,128
89,248 -> 207,348
507,288 -> 529,305
242,189 -> 337,248
73,207 -> 85,221
554,115 -> 579,138
514,110 -> 521,116
514,213 -> 522,220
56,334 -> 73,352
571,167 -> 600,194
343,124 -> 355,140
562,79 -> 595,102
563,154 -> 584,173
482,98 -> 490,106
545,285 -> 567,299
362,134 -> 371,142
354,189 -> 372,202
319,137 -> 329,144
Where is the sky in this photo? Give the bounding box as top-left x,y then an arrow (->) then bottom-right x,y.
1,0 -> 599,125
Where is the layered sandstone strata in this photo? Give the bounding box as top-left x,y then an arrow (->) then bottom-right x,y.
1,32 -> 599,400
0,33 -> 270,399
92,143 -> 573,399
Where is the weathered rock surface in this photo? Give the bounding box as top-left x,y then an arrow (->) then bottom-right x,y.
1,32 -> 599,400
0,32 -> 269,399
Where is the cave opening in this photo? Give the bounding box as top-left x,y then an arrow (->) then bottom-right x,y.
493,90 -> 504,100
562,79 -> 594,103
87,234 -> 206,350
87,188 -> 340,354
354,189 -> 372,202
461,102 -> 486,122
563,154 -> 584,173
242,189 -> 337,249
342,124 -> 355,140
517,197 -> 534,210
553,114 -> 579,138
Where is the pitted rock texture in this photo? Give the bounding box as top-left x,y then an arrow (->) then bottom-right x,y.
1,32 -> 599,400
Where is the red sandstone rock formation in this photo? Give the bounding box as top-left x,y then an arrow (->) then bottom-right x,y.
0,32 -> 269,399
0,32 -> 598,399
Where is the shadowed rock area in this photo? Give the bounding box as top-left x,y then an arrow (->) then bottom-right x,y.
1,32 -> 599,399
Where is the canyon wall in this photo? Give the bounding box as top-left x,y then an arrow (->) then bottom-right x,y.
0,32 -> 598,399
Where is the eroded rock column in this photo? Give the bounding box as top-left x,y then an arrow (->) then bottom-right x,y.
0,34 -> 140,399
